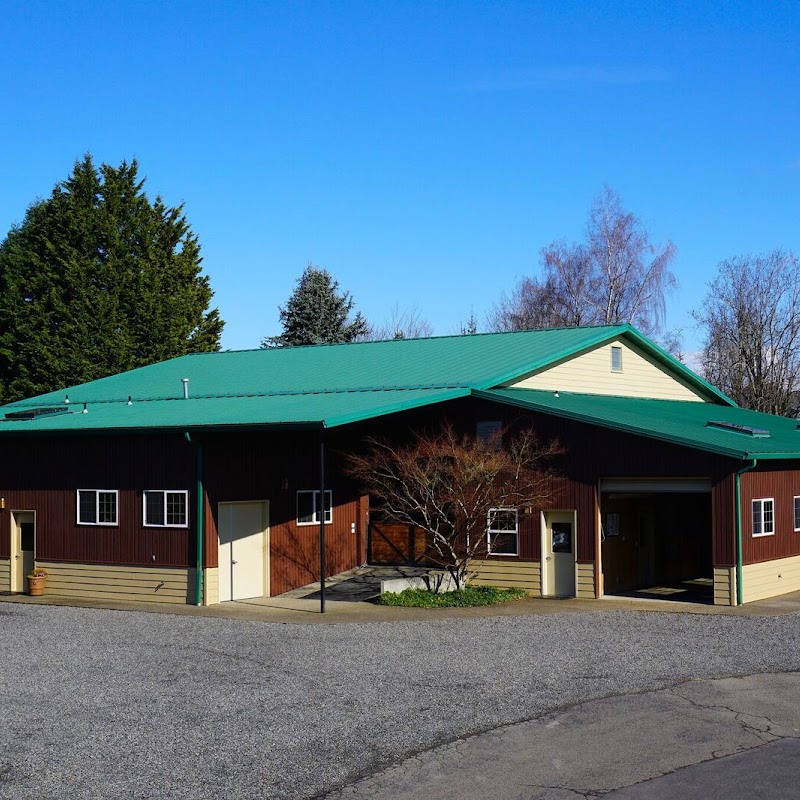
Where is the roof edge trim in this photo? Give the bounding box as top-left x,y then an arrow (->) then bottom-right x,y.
472,388 -> 753,460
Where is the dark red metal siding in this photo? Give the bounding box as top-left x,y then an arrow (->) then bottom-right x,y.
346,397 -> 739,568
711,472 -> 736,566
0,434 -> 194,566
202,431 -> 363,597
741,465 -> 800,564
0,393 -> 750,591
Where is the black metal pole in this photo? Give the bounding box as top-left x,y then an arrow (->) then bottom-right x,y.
319,434 -> 326,614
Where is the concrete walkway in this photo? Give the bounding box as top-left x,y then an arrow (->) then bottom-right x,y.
4,565 -> 800,623
323,672 -> 800,799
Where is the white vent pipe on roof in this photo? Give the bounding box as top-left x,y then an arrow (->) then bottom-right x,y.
181,378 -> 190,399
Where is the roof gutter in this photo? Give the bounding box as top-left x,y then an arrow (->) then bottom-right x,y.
185,431 -> 204,606
734,458 -> 758,606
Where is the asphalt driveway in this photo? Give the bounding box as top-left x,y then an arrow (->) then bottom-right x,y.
2,603 -> 800,799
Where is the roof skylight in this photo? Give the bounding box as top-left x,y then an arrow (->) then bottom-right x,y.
706,420 -> 770,438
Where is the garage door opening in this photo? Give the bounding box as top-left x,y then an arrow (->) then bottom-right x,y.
600,483 -> 712,604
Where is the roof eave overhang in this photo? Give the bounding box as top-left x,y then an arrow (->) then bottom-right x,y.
0,420 -> 328,437
471,388 -> 770,461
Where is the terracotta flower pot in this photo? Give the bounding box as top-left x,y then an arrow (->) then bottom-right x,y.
28,575 -> 46,596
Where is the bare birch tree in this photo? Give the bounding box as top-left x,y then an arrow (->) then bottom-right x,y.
489,186 -> 677,336
346,424 -> 559,589
366,303 -> 434,340
694,251 -> 800,415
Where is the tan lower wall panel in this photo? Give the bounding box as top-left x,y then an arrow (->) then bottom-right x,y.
576,563 -> 595,599
45,587 -> 189,604
204,567 -> 219,606
46,580 -> 188,597
46,575 -> 188,590
0,559 -> 10,593
742,555 -> 800,603
38,562 -> 191,604
470,560 -> 541,592
713,567 -> 735,606
38,562 -> 191,581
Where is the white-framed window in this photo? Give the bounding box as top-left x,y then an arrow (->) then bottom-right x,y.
77,489 -> 119,526
476,420 -> 502,450
487,507 -> 519,556
611,345 -> 623,372
297,490 -> 332,526
144,490 -> 189,528
752,498 -> 775,537
794,496 -> 800,532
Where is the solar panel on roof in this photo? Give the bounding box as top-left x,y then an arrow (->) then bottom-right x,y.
4,407 -> 71,421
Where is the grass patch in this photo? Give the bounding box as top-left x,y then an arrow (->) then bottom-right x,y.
377,585 -> 528,608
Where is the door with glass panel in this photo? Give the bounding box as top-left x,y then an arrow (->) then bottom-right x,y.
542,511 -> 576,596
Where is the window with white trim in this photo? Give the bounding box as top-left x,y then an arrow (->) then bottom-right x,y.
77,489 -> 118,526
752,498 -> 774,537
794,496 -> 800,532
487,508 -> 519,556
144,490 -> 189,528
611,345 -> 623,372
297,490 -> 332,525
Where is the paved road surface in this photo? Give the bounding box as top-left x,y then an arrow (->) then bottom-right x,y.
1,602 -> 799,799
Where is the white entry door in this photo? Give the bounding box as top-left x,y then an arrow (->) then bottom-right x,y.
218,501 -> 269,602
11,511 -> 35,593
543,511 -> 576,597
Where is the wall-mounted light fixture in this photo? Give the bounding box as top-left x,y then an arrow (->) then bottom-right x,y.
0,497 -> 5,510
280,477 -> 289,491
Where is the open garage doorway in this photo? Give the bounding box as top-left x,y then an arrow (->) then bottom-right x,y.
600,480 -> 713,604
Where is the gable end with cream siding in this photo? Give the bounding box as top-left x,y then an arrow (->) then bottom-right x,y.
503,337 -> 707,401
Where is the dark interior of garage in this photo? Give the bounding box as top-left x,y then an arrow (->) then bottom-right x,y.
601,492 -> 713,603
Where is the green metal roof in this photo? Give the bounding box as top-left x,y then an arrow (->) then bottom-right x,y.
0,324 -> 733,434
478,388 -> 800,461
0,388 -> 469,433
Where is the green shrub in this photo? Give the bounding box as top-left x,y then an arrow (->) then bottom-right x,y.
377,585 -> 528,608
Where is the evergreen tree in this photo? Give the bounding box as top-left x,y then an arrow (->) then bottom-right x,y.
263,264 -> 367,347
0,155 -> 223,402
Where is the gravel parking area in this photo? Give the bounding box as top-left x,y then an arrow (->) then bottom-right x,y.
1,604 -> 800,799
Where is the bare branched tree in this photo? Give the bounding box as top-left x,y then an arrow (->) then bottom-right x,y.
489,186 -> 677,335
366,303 -> 434,340
694,251 -> 800,416
459,308 -> 479,335
346,424 -> 560,589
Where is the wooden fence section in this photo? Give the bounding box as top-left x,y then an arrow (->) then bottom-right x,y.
367,521 -> 438,566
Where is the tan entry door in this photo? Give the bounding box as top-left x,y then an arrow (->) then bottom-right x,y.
11,511 -> 35,593
218,502 -> 269,602
543,511 -> 576,597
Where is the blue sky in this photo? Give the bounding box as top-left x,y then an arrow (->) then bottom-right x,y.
1,1 -> 798,355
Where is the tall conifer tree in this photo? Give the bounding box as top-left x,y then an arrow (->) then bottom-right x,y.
0,155 -> 223,402
263,264 -> 367,347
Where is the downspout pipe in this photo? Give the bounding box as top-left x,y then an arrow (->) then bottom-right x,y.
185,432 -> 204,606
734,458 -> 758,606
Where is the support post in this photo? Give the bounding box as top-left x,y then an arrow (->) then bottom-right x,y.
185,431 -> 204,606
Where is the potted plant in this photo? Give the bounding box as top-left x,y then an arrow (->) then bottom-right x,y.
27,567 -> 48,596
